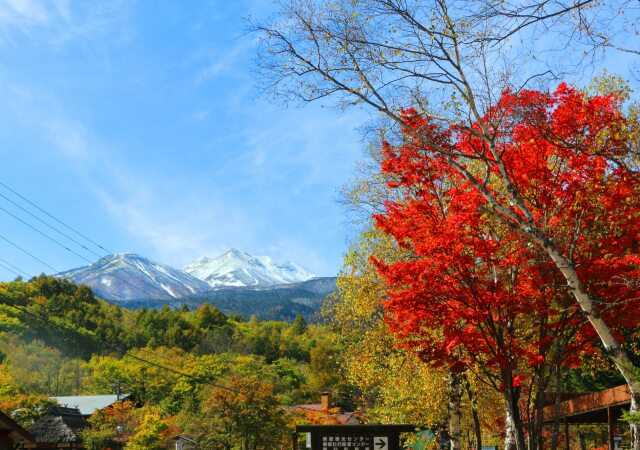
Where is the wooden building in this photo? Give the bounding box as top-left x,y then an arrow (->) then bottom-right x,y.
24,406 -> 88,449
543,384 -> 631,450
0,411 -> 34,450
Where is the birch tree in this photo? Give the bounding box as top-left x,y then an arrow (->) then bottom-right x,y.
255,1 -> 640,448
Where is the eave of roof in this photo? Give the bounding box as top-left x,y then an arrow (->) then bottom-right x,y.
0,410 -> 34,444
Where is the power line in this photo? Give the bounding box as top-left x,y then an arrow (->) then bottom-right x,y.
0,181 -> 109,254
0,288 -> 356,417
0,257 -> 30,278
0,230 -> 166,300
0,191 -> 103,259
0,181 -> 176,299
0,205 -> 94,264
135,344 -> 204,368
0,197 -> 171,298
0,261 -> 21,278
122,352 -> 213,384
0,293 -> 231,390
0,233 -> 58,272
0,186 -> 347,412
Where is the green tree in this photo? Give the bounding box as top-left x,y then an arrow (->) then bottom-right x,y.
198,375 -> 290,450
291,314 -> 307,335
126,410 -> 168,450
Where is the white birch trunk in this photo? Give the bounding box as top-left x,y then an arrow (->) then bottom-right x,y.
449,371 -> 462,450
521,226 -> 640,450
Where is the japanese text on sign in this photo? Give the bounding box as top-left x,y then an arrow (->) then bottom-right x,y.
322,435 -> 371,450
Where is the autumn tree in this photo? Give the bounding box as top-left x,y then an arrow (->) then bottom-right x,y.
371,84 -> 640,448
256,1 -> 640,447
327,225 -> 511,449
197,375 -> 290,450
328,231 -> 449,420
336,146 -> 583,450
335,139 -> 564,449
82,400 -> 139,450
371,145 -> 581,450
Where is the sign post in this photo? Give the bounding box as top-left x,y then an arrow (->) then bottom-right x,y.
295,425 -> 415,450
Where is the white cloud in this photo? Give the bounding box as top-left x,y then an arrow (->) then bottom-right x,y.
194,37 -> 256,85
0,0 -> 53,26
0,0 -> 357,277
0,80 -> 97,165
0,0 -> 131,48
43,116 -> 91,160
95,180 -> 259,267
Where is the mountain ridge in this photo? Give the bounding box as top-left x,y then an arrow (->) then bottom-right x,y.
57,253 -> 210,301
57,250 -> 326,307
183,248 -> 316,287
118,276 -> 338,322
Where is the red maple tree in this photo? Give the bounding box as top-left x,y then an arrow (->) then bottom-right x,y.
372,84 -> 640,448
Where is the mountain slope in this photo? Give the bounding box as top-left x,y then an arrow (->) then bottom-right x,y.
119,276 -> 338,322
58,253 -> 211,301
183,248 -> 316,287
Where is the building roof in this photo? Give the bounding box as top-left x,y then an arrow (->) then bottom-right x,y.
0,410 -> 34,445
294,404 -> 360,425
52,394 -> 130,416
542,384 -> 630,424
27,407 -> 88,444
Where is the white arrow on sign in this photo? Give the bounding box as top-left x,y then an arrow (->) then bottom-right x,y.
374,436 -> 388,450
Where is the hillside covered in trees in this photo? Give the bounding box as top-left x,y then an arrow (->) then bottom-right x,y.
1,270 -> 633,450
0,276 -> 348,449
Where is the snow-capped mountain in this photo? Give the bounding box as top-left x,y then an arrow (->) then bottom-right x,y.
58,253 -> 211,301
183,248 -> 316,288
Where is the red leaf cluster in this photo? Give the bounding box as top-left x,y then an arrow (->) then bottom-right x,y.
372,84 -> 640,381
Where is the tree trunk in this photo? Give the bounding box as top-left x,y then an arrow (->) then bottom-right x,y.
449,371 -> 463,450
578,429 -> 587,450
450,120 -> 640,450
550,365 -> 563,450
503,380 -> 527,450
532,387 -> 546,450
464,375 -> 482,450
505,406 -> 517,450
631,392 -> 640,450
523,227 -> 640,450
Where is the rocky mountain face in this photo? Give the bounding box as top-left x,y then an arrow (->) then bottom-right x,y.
58,250 -> 334,320
183,248 -> 316,287
57,253 -> 211,301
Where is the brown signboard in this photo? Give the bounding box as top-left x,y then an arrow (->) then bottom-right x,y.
296,425 -> 416,450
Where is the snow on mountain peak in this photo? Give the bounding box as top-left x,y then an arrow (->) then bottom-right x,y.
58,253 -> 210,301
183,249 -> 316,288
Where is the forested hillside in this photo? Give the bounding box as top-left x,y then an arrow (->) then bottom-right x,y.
0,265 -> 633,450
0,276 -> 348,449
119,277 -> 338,322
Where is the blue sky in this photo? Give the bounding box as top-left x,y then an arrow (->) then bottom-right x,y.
0,1 -> 637,282
0,0 -> 367,280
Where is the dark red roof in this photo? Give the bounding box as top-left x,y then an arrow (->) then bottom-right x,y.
293,404 -> 359,424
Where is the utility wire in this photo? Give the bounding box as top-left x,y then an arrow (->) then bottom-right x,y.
0,197 -> 171,297
0,181 -> 109,254
0,191 -> 103,259
0,257 -> 30,278
0,187 -> 350,415
1,293 -> 235,392
0,228 -> 166,299
0,261 -> 21,278
0,286 -> 354,417
0,233 -> 58,272
0,181 -> 177,299
0,205 -> 94,264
